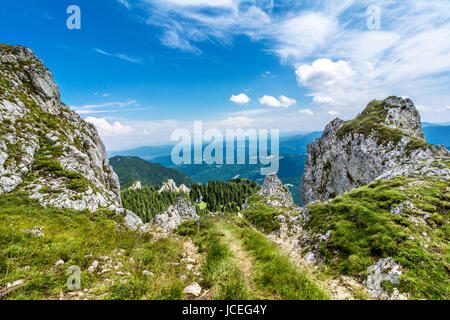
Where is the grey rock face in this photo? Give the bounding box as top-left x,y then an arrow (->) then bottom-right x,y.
365,258 -> 407,300
153,198 -> 199,231
259,173 -> 294,208
0,45 -> 132,221
158,179 -> 191,194
123,210 -> 144,231
383,96 -> 426,141
302,97 -> 449,205
390,201 -> 415,215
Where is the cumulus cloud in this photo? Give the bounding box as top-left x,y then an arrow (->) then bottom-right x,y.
230,93 -> 250,105
259,95 -> 281,107
259,95 -> 296,108
296,59 -> 354,89
279,95 -> 297,107
86,117 -> 135,136
298,109 -> 314,116
114,0 -> 450,129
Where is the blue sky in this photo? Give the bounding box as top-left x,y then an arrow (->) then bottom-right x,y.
1,0 -> 450,150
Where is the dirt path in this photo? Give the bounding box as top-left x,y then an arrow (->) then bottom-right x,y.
216,221 -> 274,300
221,227 -> 254,287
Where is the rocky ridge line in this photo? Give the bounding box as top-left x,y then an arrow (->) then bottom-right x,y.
302,96 -> 449,205
0,44 -> 140,227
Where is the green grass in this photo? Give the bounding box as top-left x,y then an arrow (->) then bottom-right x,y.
31,139 -> 91,193
178,217 -> 251,300
242,195 -> 281,233
336,99 -> 427,152
306,176 -> 449,300
0,192 -> 188,300
230,220 -> 329,300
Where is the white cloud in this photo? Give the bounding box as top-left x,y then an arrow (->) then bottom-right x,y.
416,105 -> 450,112
298,109 -> 314,116
94,48 -> 142,64
229,108 -> 270,117
230,93 -> 250,105
328,111 -> 339,116
272,13 -> 337,62
296,59 -> 354,89
73,100 -> 137,110
115,1 -> 450,131
71,100 -> 140,115
313,96 -> 335,105
160,30 -> 201,54
259,95 -> 281,107
279,95 -> 297,107
117,0 -> 131,9
259,95 -> 296,108
222,116 -> 254,128
86,117 -> 135,137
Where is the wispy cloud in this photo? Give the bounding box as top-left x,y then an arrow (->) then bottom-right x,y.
71,100 -> 144,115
117,0 -> 131,10
74,99 -> 137,110
94,48 -> 143,64
120,0 -> 450,121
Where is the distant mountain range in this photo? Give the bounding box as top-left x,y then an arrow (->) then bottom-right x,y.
110,156 -> 194,188
109,124 -> 449,205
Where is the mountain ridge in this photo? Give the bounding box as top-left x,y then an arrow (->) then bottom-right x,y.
302,97 -> 449,205
0,44 -> 142,227
109,155 -> 194,188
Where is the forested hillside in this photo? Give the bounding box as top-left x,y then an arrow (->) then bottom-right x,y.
110,156 -> 194,188
121,179 -> 259,223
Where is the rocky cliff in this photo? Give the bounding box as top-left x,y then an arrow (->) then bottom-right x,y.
257,173 -> 294,208
302,96 -> 449,205
0,44 -> 132,216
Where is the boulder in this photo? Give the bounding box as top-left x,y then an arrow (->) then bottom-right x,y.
365,258 -> 405,300
258,173 -> 294,208
153,198 -> 199,231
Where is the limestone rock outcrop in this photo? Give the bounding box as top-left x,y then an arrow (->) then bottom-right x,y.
302,97 -> 449,205
159,179 -> 191,194
0,44 -> 139,225
258,173 -> 294,208
153,198 -> 199,231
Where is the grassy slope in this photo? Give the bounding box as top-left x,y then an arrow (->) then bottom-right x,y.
177,216 -> 329,300
0,192 -> 191,300
306,172 -> 449,300
229,220 -> 329,300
